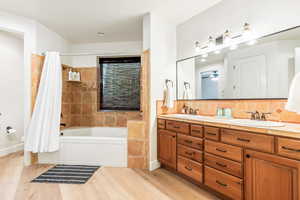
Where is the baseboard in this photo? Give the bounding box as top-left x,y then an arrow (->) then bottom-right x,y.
149,160 -> 161,171
0,143 -> 24,157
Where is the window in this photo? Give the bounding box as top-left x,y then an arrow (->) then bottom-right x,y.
99,57 -> 141,111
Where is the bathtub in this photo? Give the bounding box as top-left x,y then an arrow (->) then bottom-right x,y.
38,127 -> 127,167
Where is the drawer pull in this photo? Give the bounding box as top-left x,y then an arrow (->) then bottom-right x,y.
216,180 -> 227,187
206,132 -> 217,136
282,146 -> 300,152
216,162 -> 227,168
185,151 -> 194,156
192,130 -> 201,133
185,166 -> 193,171
174,126 -> 180,129
216,148 -> 227,153
159,123 -> 164,126
184,140 -> 193,144
237,137 -> 251,142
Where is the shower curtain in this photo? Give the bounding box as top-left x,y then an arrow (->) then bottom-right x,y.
25,52 -> 62,153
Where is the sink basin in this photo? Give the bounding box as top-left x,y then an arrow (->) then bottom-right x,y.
230,119 -> 285,128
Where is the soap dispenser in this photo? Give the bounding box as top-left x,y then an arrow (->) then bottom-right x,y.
68,69 -> 73,81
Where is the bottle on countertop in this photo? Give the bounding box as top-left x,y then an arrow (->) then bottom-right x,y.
68,69 -> 73,81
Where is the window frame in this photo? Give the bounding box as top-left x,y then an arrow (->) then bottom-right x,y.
97,56 -> 141,112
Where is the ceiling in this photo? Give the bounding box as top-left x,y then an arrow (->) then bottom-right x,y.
0,0 -> 221,43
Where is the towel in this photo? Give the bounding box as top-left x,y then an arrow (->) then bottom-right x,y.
163,82 -> 174,108
285,72 -> 300,114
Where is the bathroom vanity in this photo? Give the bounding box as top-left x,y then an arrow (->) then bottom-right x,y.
157,115 -> 300,200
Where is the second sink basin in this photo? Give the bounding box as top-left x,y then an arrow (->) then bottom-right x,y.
230,119 -> 285,128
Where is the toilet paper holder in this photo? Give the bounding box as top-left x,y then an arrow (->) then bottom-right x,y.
6,126 -> 16,134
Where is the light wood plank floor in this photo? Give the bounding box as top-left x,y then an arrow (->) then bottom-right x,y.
1,152 -> 219,200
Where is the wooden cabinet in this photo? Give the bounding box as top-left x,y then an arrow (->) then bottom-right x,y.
245,149 -> 300,200
157,117 -> 300,200
158,130 -> 177,169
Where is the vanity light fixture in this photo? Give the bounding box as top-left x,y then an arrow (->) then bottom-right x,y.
195,41 -> 201,52
194,23 -> 256,56
208,36 -> 215,48
243,23 -> 252,39
223,30 -> 231,44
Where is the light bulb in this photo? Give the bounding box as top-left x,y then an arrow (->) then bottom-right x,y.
223,30 -> 231,44
230,44 -> 238,50
195,41 -> 201,53
247,39 -> 257,46
214,50 -> 221,54
202,53 -> 208,58
201,58 -> 206,62
208,36 -> 215,48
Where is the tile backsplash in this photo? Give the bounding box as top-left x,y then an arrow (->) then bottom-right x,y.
157,99 -> 300,123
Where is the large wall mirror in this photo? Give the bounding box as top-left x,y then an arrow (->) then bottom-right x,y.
177,26 -> 300,100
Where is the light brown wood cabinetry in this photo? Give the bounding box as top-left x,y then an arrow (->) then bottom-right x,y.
178,134 -> 204,150
221,129 -> 275,153
204,126 -> 220,141
157,130 -> 177,169
277,137 -> 300,160
245,149 -> 300,200
205,166 -> 243,200
157,119 -> 166,129
178,144 -> 203,163
191,124 -> 204,138
158,117 -> 300,200
205,153 -> 242,178
205,140 -> 243,162
178,156 -> 203,183
166,120 -> 190,134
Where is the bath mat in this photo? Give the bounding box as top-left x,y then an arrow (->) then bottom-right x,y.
31,164 -> 100,184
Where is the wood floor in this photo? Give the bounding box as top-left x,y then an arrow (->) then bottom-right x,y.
1,152 -> 219,200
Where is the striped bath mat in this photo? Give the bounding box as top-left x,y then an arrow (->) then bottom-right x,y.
31,165 -> 100,184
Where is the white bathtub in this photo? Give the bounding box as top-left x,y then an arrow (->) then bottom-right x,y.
38,127 -> 127,167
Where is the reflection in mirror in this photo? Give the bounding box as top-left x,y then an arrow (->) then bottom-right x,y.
177,26 -> 300,100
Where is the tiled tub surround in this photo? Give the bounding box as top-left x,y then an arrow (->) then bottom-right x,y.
31,53 -> 149,169
157,99 -> 300,123
61,67 -> 142,128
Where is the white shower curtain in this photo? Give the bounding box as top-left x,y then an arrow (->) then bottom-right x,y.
25,52 -> 62,153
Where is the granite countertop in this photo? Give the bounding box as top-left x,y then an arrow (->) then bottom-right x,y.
158,114 -> 300,139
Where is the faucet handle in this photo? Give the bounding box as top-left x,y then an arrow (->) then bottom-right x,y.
261,112 -> 272,121
246,111 -> 257,120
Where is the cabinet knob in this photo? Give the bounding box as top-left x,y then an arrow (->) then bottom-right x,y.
246,154 -> 251,158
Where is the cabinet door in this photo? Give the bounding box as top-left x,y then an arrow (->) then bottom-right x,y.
158,130 -> 177,169
245,150 -> 300,200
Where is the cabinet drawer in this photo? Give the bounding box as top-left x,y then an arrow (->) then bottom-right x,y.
205,153 -> 242,178
157,119 -> 166,129
204,127 -> 220,141
277,137 -> 300,160
191,125 -> 204,138
205,140 -> 242,162
221,129 -> 274,153
178,134 -> 203,150
166,120 -> 190,134
178,144 -> 203,163
205,166 -> 243,200
178,156 -> 203,183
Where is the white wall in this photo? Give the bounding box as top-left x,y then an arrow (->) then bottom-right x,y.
143,12 -> 177,170
65,41 -> 142,67
177,0 -> 300,60
0,31 -> 24,149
